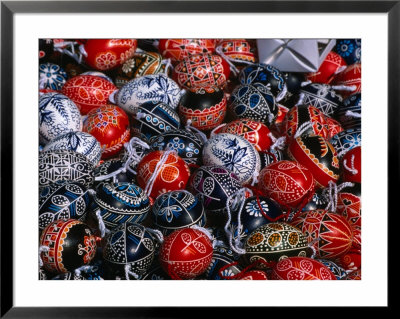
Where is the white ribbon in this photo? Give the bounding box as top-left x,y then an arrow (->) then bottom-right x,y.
294,121 -> 313,139
95,209 -> 109,238
343,154 -> 358,175
38,245 -> 50,267
324,181 -> 355,213
144,150 -> 175,197
124,264 -> 139,280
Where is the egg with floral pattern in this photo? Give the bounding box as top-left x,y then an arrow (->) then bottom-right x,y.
39,63 -> 68,91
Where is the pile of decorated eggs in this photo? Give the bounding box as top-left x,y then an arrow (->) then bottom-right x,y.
38,37 -> 363,281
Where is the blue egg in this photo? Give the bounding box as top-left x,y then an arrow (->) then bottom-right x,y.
39,63 -> 68,91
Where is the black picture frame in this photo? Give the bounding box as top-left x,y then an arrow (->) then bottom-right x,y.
1,0 -> 395,317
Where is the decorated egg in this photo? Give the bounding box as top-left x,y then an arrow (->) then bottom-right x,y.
93,182 -> 151,229
270,257 -> 337,280
82,39 -> 137,71
93,159 -> 136,186
178,86 -> 227,131
149,129 -> 203,166
40,219 -> 97,273
306,51 -> 347,84
216,119 -> 273,152
39,38 -> 54,60
81,71 -> 114,84
173,53 -> 230,90
278,72 -> 306,108
298,83 -> 343,117
39,150 -> 95,188
115,73 -> 184,114
332,63 -> 361,98
302,189 -> 329,212
201,246 -> 242,280
336,182 -> 361,228
230,196 -> 285,243
239,63 -> 286,99
283,104 -> 329,141
229,83 -> 277,126
159,227 -> 213,279
274,103 -> 290,129
239,270 -> 268,280
131,101 -> 181,143
136,150 -> 191,199
288,134 -> 340,188
113,51 -> 166,88
244,223 -> 312,269
103,223 -> 156,278
42,131 -> 102,166
325,116 -> 343,139
158,39 -> 217,62
39,92 -> 82,145
291,209 -> 354,259
334,39 -> 361,65
317,259 -> 348,280
329,128 -> 361,158
39,63 -> 68,91
341,146 -> 361,183
61,75 -> 117,115
141,258 -> 171,280
83,105 -> 130,159
257,160 -> 315,210
338,249 -> 361,273
346,269 -> 361,280
202,133 -> 261,185
335,93 -> 361,130
39,181 -> 90,231
217,39 -> 256,64
258,149 -> 285,170
151,190 -> 205,236
188,165 -> 242,215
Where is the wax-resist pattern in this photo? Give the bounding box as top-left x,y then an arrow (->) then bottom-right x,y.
336,93 -> 361,130
159,39 -> 217,62
333,63 -> 361,98
39,63 -> 68,91
217,39 -> 256,63
306,51 -> 346,84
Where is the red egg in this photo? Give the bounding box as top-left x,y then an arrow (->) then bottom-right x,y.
351,225 -> 361,250
136,150 -> 191,199
239,270 -> 268,280
257,160 -> 315,210
173,53 -> 230,91
217,39 -> 256,64
159,227 -> 213,279
158,39 -> 217,62
82,39 -> 137,71
341,146 -> 361,183
217,119 -> 273,151
325,116 -> 344,139
291,209 -> 354,259
61,75 -> 117,115
288,134 -> 340,188
83,105 -> 130,159
338,249 -> 361,273
333,63 -> 361,98
306,51 -> 347,84
270,256 -> 337,280
337,183 -> 361,228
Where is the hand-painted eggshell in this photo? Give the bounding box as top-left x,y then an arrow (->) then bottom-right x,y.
338,249 -> 361,273
257,160 -> 315,210
200,246 -> 242,280
288,134 -> 340,188
151,190 -> 205,236
270,257 -> 337,280
114,51 -> 166,88
39,38 -> 54,60
239,63 -> 286,99
39,181 -> 90,231
61,75 -> 117,115
290,209 -> 354,259
115,73 -> 184,114
81,71 -> 114,84
298,83 -> 343,117
179,86 -> 227,131
217,119 -> 272,152
39,150 -> 95,188
334,39 -> 361,65
346,269 -> 361,280
159,39 -> 217,62
39,63 -> 68,91
159,228 -> 213,279
341,146 -> 361,183
302,189 -> 329,212
258,149 -> 285,170
188,165 -> 242,215
131,101 -> 181,143
103,223 -> 156,278
239,270 -> 268,280
244,223 -> 312,269
278,72 -> 306,108
136,150 -> 191,199
229,84 -> 277,126
283,104 -> 329,141
82,39 -> 137,71
217,39 -> 256,64
93,182 -> 151,229
306,51 -> 347,84
317,259 -> 348,280
202,133 -> 261,185
93,159 -> 136,187
140,258 -> 171,280
325,116 -> 343,139
40,219 -> 97,273
39,93 -> 82,145
329,128 -> 361,158
335,93 -> 361,130
83,105 -> 130,159
42,131 -> 102,166
332,63 -> 361,98
149,129 -> 204,166
337,182 -> 361,228
173,53 -> 230,90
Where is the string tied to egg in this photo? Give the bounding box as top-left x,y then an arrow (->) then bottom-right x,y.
323,180 -> 355,213
38,245 -> 50,268
124,264 -> 140,280
343,153 -> 359,175
185,119 -> 208,144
